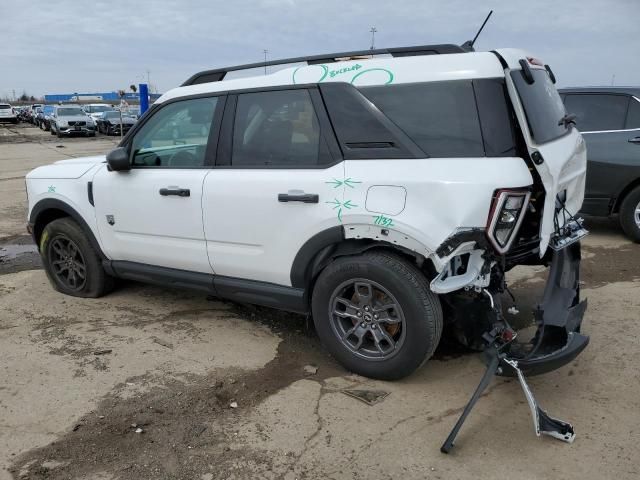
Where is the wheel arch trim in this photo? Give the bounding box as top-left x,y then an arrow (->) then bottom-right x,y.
612,177 -> 640,213
29,198 -> 106,259
290,225 -> 436,291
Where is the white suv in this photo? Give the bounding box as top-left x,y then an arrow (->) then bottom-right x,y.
0,103 -> 17,123
25,45 -> 589,384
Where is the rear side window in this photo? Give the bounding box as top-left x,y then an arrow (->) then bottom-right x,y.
510,69 -> 567,144
563,94 -> 629,132
472,79 -> 517,157
626,98 -> 640,129
231,89 -> 330,167
360,81 -> 485,157
0,104 -> 10,109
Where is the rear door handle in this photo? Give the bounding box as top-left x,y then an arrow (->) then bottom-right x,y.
278,192 -> 319,203
628,137 -> 640,145
159,187 -> 190,197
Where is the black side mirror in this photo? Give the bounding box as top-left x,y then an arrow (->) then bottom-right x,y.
106,147 -> 130,172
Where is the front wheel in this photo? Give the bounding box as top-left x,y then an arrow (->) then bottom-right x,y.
619,185 -> 640,242
312,251 -> 443,380
40,218 -> 114,298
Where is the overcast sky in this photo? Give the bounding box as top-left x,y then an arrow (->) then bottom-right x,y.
1,0 -> 638,99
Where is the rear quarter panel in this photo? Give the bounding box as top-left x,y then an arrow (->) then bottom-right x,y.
341,157 -> 534,260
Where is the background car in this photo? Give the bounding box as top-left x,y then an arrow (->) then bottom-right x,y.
83,103 -> 113,124
560,87 -> 640,241
28,104 -> 43,124
0,103 -> 18,123
50,105 -> 96,137
96,110 -> 136,135
39,105 -> 55,131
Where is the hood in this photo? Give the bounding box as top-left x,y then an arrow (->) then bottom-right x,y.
105,116 -> 136,124
27,155 -> 105,180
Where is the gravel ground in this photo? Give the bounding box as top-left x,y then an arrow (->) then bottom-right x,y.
1,123 -> 639,480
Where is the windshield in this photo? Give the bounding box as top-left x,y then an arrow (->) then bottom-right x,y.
510,68 -> 568,144
104,112 -> 121,119
58,108 -> 85,116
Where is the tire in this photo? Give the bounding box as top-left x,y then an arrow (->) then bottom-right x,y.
57,130 -> 63,138
40,218 -> 114,298
50,128 -> 56,136
619,185 -> 640,242
312,251 -> 443,380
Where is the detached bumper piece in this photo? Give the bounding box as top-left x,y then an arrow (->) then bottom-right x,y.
503,358 -> 575,443
441,242 -> 587,454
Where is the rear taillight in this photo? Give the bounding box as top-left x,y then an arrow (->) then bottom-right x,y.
486,189 -> 531,253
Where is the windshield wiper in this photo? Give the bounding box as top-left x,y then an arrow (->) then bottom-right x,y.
558,113 -> 577,129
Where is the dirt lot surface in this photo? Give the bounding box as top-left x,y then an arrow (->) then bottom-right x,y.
1,123 -> 639,480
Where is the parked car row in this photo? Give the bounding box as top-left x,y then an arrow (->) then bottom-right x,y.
5,102 -> 139,137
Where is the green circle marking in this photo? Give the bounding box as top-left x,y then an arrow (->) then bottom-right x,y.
350,68 -> 394,85
293,64 -> 329,84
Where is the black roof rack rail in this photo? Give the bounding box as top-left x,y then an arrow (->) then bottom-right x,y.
182,43 -> 467,86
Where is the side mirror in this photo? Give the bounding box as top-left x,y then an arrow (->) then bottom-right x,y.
106,147 -> 130,172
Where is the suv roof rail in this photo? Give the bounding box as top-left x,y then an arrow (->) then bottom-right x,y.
182,43 -> 467,86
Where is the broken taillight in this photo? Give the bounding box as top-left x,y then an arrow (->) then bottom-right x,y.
486,189 -> 531,253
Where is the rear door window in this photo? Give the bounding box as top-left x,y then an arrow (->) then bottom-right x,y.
510,68 -> 568,144
231,89 -> 330,167
360,81 -> 485,157
563,94 -> 629,132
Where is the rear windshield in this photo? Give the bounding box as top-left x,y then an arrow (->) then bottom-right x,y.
359,79 -> 516,158
510,68 -> 567,144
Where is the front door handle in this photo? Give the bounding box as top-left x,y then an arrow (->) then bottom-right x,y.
278,192 -> 319,203
628,136 -> 640,145
159,187 -> 190,197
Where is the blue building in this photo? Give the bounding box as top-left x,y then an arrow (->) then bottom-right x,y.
44,91 -> 162,103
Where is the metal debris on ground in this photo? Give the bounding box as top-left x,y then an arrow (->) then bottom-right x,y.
229,402 -> 238,409
135,427 -> 143,434
341,389 -> 390,406
303,365 -> 318,375
93,349 -> 112,356
152,337 -> 174,349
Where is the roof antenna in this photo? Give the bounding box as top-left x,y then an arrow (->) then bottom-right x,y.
461,10 -> 493,52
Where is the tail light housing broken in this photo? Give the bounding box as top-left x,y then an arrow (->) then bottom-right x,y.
486,189 -> 531,253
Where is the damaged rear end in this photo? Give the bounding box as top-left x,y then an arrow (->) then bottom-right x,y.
437,50 -> 589,452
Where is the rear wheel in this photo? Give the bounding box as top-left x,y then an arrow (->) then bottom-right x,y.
312,251 -> 442,380
619,185 -> 640,242
40,218 -> 114,298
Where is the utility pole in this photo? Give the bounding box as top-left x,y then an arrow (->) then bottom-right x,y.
146,69 -> 152,93
369,27 -> 377,50
611,74 -> 615,86
263,49 -> 269,75
12,90 -> 16,102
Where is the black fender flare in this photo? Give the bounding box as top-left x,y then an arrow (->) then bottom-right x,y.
289,226 -> 430,290
29,198 -> 106,259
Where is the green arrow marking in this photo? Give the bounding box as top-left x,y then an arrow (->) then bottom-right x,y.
326,178 -> 343,188
343,178 -> 362,188
343,200 -> 358,209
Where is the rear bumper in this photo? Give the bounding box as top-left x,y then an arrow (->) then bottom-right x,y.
500,241 -> 588,376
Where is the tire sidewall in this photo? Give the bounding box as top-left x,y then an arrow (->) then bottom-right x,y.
620,187 -> 640,242
40,218 -> 106,297
312,253 -> 441,380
